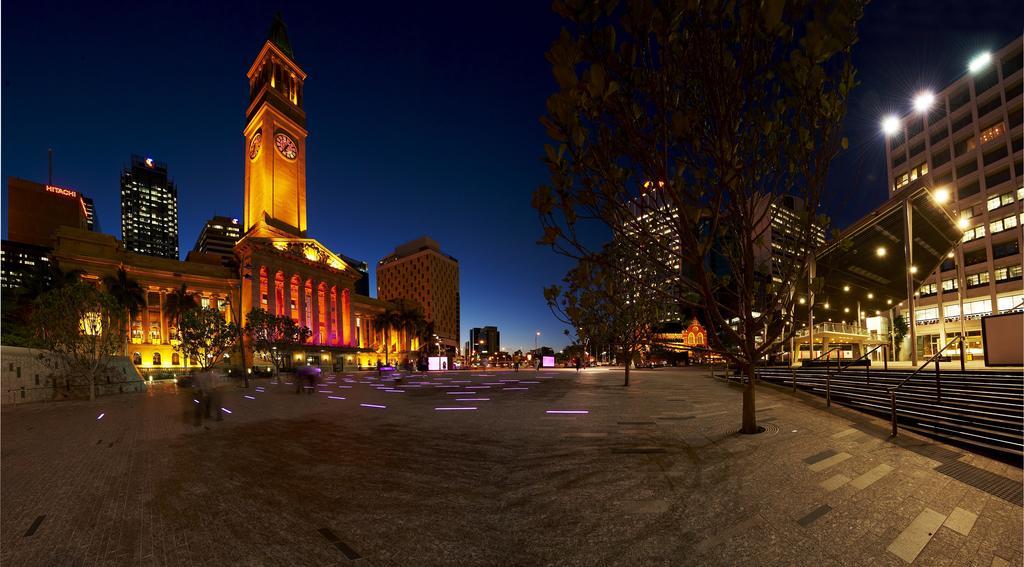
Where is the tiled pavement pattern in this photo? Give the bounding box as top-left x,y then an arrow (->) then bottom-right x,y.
1,368 -> 1021,566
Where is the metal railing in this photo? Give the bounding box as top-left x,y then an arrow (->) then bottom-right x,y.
795,322 -> 872,337
788,344 -> 890,403
887,336 -> 964,436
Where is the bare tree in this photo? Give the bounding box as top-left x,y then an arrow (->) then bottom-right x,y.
534,0 -> 863,432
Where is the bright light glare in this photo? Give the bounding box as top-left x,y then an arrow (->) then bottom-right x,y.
876,246 -> 887,257
910,266 -> 918,274
913,91 -> 935,113
958,217 -> 969,230
843,285 -> 850,292
968,52 -> 992,73
867,293 -> 874,299
881,115 -> 900,136
933,187 -> 951,204
799,297 -> 806,305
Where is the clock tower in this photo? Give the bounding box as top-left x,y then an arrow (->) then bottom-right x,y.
243,15 -> 308,236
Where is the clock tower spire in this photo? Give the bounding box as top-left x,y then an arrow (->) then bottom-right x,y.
242,14 -> 308,236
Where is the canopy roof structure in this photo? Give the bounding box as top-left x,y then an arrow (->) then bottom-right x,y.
797,185 -> 963,322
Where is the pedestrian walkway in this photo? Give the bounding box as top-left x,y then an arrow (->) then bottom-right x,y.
1,368 -> 1020,565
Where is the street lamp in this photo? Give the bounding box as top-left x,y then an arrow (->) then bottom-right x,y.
881,115 -> 900,136
968,52 -> 992,74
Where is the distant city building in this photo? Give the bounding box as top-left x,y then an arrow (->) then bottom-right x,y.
469,326 -> 500,357
82,196 -> 100,231
338,252 -> 370,296
121,155 -> 179,259
0,240 -> 51,290
377,236 -> 460,349
6,177 -> 88,248
882,37 -> 1022,356
192,216 -> 242,266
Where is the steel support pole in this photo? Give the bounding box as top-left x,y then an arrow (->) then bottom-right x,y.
956,241 -> 968,367
904,200 -> 918,366
935,357 -> 942,402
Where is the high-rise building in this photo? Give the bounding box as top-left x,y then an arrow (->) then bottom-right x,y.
6,177 -> 89,248
192,216 -> 242,266
469,326 -> 500,357
377,236 -> 460,349
82,196 -> 99,231
121,155 -> 179,259
1,240 -> 51,290
337,252 -> 370,296
882,38 -> 1022,357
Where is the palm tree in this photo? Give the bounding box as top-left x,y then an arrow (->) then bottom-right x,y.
373,308 -> 403,365
164,283 -> 199,329
102,267 -> 145,355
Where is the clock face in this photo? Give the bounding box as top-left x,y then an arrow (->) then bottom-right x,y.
275,132 -> 298,159
248,131 -> 262,160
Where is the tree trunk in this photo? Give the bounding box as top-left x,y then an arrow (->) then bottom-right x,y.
89,377 -> 96,401
741,363 -> 757,434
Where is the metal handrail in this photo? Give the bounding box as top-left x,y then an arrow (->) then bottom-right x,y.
812,346 -> 842,361
887,337 -> 964,436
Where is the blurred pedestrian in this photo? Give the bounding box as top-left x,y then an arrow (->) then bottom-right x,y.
194,369 -> 222,424
575,357 -> 582,374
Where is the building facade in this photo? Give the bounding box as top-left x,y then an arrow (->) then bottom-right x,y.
469,326 -> 500,357
7,177 -> 89,248
191,216 -> 242,266
377,236 -> 461,350
121,155 -> 180,259
0,240 -> 52,291
883,38 -> 1023,357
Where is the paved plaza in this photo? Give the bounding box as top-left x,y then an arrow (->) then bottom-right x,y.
1,367 -> 1021,566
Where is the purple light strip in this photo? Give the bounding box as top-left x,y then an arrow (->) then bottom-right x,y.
384,389 -> 404,393
519,381 -> 539,384
360,403 -> 386,409
451,380 -> 471,383
503,387 -> 528,391
244,395 -> 256,400
455,398 -> 490,401
466,385 -> 490,389
96,413 -> 105,420
221,408 -> 233,414
446,391 -> 475,394
328,396 -> 346,400
546,410 -> 589,414
318,390 -> 332,393
434,407 -> 478,411
193,399 -> 200,404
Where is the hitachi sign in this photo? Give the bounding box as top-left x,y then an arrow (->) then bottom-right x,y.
45,185 -> 78,198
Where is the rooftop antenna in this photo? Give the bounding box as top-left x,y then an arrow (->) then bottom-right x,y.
48,148 -> 53,184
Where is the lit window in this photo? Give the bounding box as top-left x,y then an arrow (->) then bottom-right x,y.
979,122 -> 1005,144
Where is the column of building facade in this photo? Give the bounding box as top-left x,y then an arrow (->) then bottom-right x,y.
309,276 -> 317,341
267,265 -> 278,317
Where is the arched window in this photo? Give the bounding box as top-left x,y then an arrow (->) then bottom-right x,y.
153,352 -> 162,365
687,332 -> 696,345
132,352 -> 142,365
172,352 -> 180,365
697,332 -> 704,345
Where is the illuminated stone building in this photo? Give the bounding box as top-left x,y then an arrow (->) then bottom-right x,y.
44,16 -> 403,371
233,15 -> 394,369
377,236 -> 461,351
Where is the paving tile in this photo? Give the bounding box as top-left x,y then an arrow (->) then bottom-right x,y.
887,507 -> 947,563
991,556 -> 1010,567
943,506 -> 979,536
831,428 -> 858,439
850,464 -> 895,490
820,474 -> 851,492
808,452 -> 853,472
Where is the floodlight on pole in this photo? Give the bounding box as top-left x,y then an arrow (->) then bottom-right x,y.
876,246 -> 887,257
968,52 -> 992,74
932,187 -> 951,204
913,91 -> 935,113
881,115 -> 900,136
957,217 -> 969,230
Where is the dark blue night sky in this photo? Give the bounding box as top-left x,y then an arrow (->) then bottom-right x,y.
2,1 -> 1021,352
